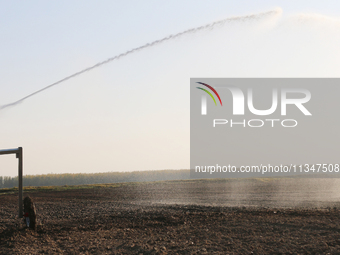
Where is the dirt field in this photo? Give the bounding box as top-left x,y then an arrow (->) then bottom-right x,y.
2,179 -> 340,254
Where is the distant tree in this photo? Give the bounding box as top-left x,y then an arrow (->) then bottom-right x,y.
0,170 -> 190,189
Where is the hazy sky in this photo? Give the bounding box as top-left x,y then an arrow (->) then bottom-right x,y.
1,1 -> 340,177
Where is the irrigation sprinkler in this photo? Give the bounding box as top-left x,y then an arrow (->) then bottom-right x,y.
0,147 -> 23,218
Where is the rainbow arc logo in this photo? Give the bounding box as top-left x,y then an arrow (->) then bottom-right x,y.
196,82 -> 222,106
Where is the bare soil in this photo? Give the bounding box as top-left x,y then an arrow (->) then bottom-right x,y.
1,179 -> 340,254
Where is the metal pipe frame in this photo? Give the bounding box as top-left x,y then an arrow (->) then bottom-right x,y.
0,147 -> 23,218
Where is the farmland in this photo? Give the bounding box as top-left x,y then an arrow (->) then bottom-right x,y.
1,179 -> 340,254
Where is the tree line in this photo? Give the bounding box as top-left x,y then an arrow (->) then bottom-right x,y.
0,170 -> 190,189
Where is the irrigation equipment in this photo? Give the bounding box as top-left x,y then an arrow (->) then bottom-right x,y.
0,147 -> 23,217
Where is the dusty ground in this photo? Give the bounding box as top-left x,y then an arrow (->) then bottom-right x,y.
1,179 -> 340,254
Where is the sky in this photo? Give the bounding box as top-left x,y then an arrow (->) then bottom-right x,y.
1,0 -> 340,177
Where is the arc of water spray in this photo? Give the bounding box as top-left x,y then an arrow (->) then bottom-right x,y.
0,8 -> 282,111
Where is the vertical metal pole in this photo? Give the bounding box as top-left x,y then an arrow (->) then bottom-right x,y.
17,147 -> 23,218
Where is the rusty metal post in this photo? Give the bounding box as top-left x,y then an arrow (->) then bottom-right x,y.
17,147 -> 23,218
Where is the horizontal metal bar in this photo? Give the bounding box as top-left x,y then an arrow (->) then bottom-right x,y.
0,148 -> 20,155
